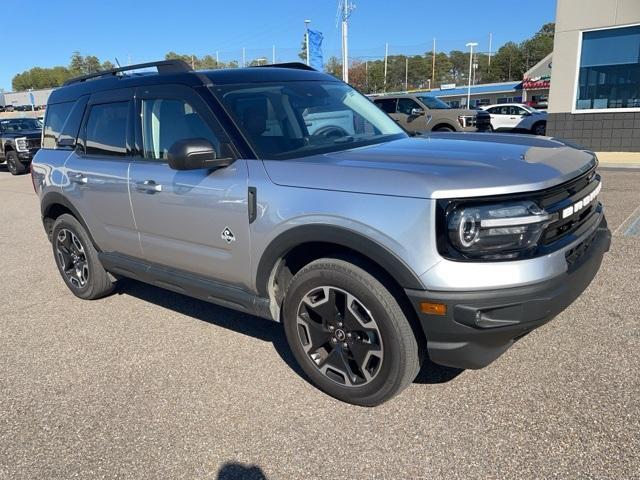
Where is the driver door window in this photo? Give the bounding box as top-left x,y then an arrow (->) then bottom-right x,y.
141,98 -> 221,160
397,98 -> 420,115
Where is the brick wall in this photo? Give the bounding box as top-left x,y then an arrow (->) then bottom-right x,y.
546,112 -> 640,152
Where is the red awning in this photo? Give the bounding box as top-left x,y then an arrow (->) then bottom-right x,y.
523,79 -> 550,90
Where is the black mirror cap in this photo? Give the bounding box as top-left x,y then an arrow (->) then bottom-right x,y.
167,138 -> 235,171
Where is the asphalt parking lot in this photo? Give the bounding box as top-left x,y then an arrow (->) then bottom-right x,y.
0,166 -> 638,480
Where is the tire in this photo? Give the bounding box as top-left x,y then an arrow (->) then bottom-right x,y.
532,121 -> 546,136
433,125 -> 455,132
282,257 -> 421,406
51,214 -> 115,300
6,151 -> 26,175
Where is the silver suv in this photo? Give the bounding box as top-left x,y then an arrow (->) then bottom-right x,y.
32,61 -> 610,406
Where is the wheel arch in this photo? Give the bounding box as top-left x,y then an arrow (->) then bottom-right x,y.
41,192 -> 99,249
255,225 -> 425,300
431,122 -> 456,132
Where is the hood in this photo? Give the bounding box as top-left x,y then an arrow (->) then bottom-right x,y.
452,108 -> 486,117
2,129 -> 41,139
262,134 -> 596,199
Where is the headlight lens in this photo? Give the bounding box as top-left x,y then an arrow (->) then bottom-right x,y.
16,137 -> 28,151
446,201 -> 555,259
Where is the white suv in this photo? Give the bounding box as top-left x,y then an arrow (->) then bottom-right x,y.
480,103 -> 547,135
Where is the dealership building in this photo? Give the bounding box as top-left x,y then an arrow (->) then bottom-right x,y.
546,0 -> 640,152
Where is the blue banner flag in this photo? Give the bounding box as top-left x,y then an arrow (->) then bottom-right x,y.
308,29 -> 324,71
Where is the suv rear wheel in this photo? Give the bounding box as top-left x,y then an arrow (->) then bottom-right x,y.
51,214 -> 115,300
282,257 -> 421,406
6,151 -> 26,175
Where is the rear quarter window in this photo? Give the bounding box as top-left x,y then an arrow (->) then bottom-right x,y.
43,102 -> 74,149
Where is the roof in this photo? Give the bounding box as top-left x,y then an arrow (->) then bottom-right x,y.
524,52 -> 553,79
427,81 -> 522,98
48,64 -> 334,104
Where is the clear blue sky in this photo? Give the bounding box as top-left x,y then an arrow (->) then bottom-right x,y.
1,0 -> 557,91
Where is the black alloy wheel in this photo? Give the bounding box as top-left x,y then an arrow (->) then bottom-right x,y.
296,286 -> 384,387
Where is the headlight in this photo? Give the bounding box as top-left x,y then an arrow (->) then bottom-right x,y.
445,201 -> 556,260
16,137 -> 28,152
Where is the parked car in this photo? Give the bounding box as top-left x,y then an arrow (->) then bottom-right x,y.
32,60 -> 610,406
0,117 -> 42,175
480,103 -> 548,135
372,93 -> 491,134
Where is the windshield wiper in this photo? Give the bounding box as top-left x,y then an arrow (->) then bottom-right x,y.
333,136 -> 356,144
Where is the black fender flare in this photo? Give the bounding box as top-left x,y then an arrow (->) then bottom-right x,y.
40,191 -> 100,250
255,224 -> 425,297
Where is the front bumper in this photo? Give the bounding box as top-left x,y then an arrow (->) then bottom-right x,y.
17,149 -> 37,164
406,216 -> 611,369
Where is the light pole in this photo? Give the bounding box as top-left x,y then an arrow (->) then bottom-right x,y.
465,42 -> 478,108
304,19 -> 311,66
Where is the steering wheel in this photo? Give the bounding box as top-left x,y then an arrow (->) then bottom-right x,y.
311,125 -> 349,140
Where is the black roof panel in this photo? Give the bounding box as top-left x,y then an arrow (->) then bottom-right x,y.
48,65 -> 338,105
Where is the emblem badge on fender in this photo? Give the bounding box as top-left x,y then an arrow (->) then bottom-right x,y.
221,227 -> 236,243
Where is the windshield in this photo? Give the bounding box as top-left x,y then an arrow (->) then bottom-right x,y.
0,118 -> 41,132
418,96 -> 451,109
212,81 -> 406,159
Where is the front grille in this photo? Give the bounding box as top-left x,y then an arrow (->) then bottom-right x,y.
475,114 -> 491,131
28,138 -> 41,149
540,168 -> 600,245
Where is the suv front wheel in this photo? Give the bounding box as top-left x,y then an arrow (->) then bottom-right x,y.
282,257 -> 421,406
6,151 -> 27,175
51,214 -> 115,300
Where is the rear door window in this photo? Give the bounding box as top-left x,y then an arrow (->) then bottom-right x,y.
374,98 -> 397,114
84,102 -> 129,156
43,102 -> 74,148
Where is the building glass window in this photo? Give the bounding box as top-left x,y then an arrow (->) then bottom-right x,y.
576,25 -> 640,110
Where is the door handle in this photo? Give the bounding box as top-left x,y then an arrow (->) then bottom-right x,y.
68,172 -> 88,184
135,180 -> 162,193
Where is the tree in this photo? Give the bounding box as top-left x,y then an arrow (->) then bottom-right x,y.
298,34 -> 307,62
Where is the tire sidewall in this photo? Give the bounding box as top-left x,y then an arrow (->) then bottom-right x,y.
283,263 -> 408,405
6,152 -> 20,175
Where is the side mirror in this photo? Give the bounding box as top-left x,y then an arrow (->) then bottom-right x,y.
522,111 -> 532,116
411,108 -> 425,116
167,138 -> 235,171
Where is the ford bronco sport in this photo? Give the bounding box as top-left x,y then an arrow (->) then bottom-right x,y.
32,60 -> 610,406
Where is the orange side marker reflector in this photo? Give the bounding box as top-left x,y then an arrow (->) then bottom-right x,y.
420,302 -> 447,316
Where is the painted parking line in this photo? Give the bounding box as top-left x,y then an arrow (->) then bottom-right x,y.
624,213 -> 640,238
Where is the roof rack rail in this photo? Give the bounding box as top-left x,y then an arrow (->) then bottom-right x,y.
63,60 -> 193,86
252,62 -> 316,71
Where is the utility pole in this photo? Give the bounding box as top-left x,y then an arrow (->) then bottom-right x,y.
305,19 -> 311,66
431,37 -> 436,87
340,0 -> 354,83
242,47 -> 246,67
383,43 -> 389,92
405,57 -> 409,91
272,45 -> 276,64
466,42 -> 478,108
191,55 -> 195,70
365,60 -> 368,91
488,33 -> 493,71
216,50 -> 219,67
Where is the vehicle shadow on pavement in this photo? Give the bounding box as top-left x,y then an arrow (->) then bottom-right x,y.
217,462 -> 268,480
116,278 -> 463,386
